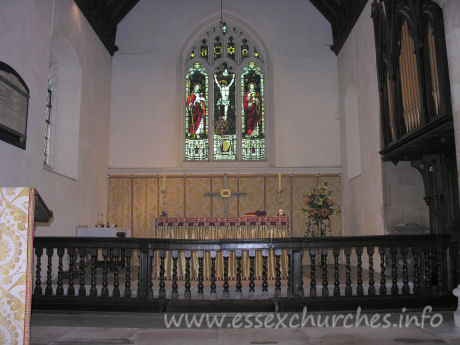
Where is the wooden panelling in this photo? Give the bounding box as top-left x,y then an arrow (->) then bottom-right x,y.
108,174 -> 342,237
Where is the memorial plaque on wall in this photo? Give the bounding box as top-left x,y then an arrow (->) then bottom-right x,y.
0,61 -> 29,149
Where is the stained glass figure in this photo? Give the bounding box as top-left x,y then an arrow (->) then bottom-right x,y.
214,37 -> 222,60
241,61 -> 265,160
241,38 -> 249,61
214,63 -> 237,160
185,62 -> 208,160
200,39 -> 208,61
227,37 -> 236,60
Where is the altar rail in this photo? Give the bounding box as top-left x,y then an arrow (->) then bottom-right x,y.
32,235 -> 457,312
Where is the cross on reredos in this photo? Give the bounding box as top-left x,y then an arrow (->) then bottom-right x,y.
204,175 -> 247,217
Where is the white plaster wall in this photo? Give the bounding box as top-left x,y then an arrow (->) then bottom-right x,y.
337,2 -> 385,236
0,0 -> 111,236
109,0 -> 340,169
383,162 -> 429,233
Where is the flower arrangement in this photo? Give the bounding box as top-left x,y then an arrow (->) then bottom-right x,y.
302,182 -> 340,237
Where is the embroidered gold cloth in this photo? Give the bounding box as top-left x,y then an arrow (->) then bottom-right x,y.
154,216 -> 289,280
0,187 -> 35,345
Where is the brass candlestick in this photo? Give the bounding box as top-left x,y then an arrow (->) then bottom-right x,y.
160,188 -> 168,217
277,188 -> 285,216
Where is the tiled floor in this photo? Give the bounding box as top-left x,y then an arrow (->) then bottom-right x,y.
31,310 -> 460,345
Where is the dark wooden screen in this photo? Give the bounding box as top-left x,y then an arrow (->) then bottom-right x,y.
372,0 -> 459,235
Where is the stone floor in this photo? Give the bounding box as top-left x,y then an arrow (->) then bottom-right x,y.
31,310 -> 460,345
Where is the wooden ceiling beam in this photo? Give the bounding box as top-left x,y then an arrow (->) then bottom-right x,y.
309,0 -> 368,55
74,0 -> 139,56
74,0 -> 366,57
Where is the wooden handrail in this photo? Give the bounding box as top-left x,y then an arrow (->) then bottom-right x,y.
31,234 -> 457,313
33,234 -> 452,252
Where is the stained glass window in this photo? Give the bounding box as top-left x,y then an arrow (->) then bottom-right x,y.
184,22 -> 266,162
241,39 -> 249,61
200,39 -> 208,61
185,62 -> 208,160
227,37 -> 235,60
241,61 -> 265,160
214,36 -> 222,61
214,63 -> 237,160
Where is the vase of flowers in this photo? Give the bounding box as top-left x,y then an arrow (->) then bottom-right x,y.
302,182 -> 340,237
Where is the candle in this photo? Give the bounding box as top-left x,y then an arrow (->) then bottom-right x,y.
162,171 -> 166,190
278,173 -> 282,190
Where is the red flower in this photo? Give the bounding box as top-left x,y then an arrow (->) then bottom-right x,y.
327,199 -> 335,206
321,208 -> 330,218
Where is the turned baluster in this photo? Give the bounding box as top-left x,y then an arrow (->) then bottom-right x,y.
184,250 -> 191,300
112,248 -> 120,297
423,247 -> 432,293
171,250 -> 178,299
101,248 -> 109,297
34,247 -> 43,295
78,248 -> 86,297
275,249 -> 282,298
45,247 -> 53,296
390,247 -> 398,295
223,250 -> 230,299
333,248 -> 340,297
379,247 -> 387,296
434,246 -> 442,290
124,249 -> 132,298
287,250 -> 292,297
67,248 -> 76,296
89,248 -> 97,297
321,248 -> 329,297
197,251 -> 204,300
401,246 -> 410,295
158,250 -> 166,299
356,246 -> 363,296
413,247 -> 421,294
148,249 -> 154,299
56,248 -> 64,296
438,248 -> 443,290
345,247 -> 352,296
367,247 -> 376,296
236,250 -> 243,299
249,249 -> 256,299
310,248 -> 317,297
298,250 -> 304,296
261,249 -> 269,299
210,251 -> 217,300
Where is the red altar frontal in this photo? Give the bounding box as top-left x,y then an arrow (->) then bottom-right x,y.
153,216 -> 289,280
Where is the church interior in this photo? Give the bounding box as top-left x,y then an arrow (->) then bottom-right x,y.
1,0 -> 460,344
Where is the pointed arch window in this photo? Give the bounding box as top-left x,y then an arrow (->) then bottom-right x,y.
184,22 -> 266,161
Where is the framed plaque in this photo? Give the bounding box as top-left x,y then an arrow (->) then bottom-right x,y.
0,61 -> 29,149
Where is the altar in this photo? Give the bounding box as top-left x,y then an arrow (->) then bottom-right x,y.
153,216 -> 289,280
